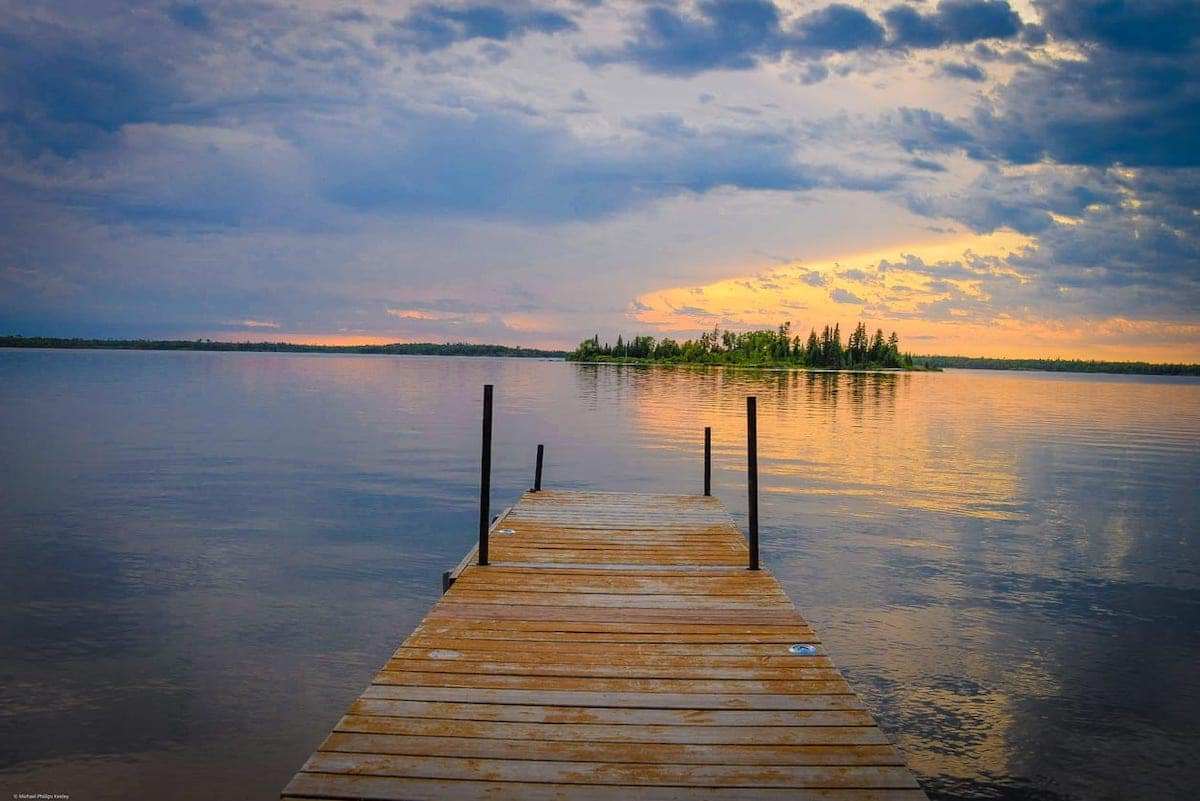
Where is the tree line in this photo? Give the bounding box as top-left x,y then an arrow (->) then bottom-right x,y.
0,336 -> 567,359
567,322 -> 914,369
918,354 -> 1200,376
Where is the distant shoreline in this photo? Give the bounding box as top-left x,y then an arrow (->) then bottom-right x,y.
570,357 -> 1197,376
0,336 -> 567,359
916,354 -> 1199,376
2,336 -> 1195,375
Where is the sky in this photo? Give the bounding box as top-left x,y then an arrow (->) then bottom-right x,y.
1,1 -> 1197,360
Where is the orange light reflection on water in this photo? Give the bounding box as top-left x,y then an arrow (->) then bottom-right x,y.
626,368 -> 1026,526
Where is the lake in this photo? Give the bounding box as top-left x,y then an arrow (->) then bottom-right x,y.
1,350 -> 1197,800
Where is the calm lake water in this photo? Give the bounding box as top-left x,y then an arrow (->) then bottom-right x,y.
1,350 -> 1198,800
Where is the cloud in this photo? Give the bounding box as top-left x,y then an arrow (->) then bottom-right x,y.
830,287 -> 867,304
294,104 -> 880,223
1037,0 -> 1200,53
882,5 -> 945,48
903,164 -> 1199,320
971,53 -> 1200,168
380,3 -> 577,54
592,0 -> 1024,77
884,1 -> 1023,49
939,61 -> 986,81
168,3 -> 213,34
790,4 -> 885,52
910,157 -> 948,172
873,1 -> 1199,330
839,268 -> 874,283
0,38 -> 180,158
885,108 -> 975,155
1,122 -> 320,229
584,0 -> 783,76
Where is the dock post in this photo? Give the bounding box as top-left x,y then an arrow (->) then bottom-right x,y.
704,426 -> 711,496
479,384 -> 493,566
533,443 -> 544,492
747,396 -> 759,571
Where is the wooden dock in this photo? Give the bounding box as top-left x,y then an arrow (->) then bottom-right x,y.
283,490 -> 927,800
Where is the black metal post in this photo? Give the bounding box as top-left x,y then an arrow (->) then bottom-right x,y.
703,426 -> 711,496
747,396 -> 759,571
533,443 -> 544,492
478,384 -> 493,566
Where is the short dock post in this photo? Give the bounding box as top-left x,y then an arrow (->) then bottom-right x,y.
533,443 -> 544,492
747,396 -> 759,571
478,384 -> 493,566
703,426 -> 712,496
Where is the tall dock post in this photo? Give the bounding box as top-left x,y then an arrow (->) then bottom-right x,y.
747,396 -> 759,571
533,443 -> 544,492
703,426 -> 712,496
479,384 -> 493,566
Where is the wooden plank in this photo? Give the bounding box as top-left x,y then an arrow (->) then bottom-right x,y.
377,660 -> 844,681
425,603 -> 807,624
449,575 -> 785,593
283,774 -> 927,801
299,753 -> 922,788
316,732 -> 901,765
348,698 -> 873,726
372,671 -> 855,693
396,639 -> 823,656
333,715 -> 895,745
436,592 -> 793,609
387,647 -> 835,669
415,618 -> 813,634
413,619 -> 816,637
283,490 -> 927,800
357,686 -> 866,710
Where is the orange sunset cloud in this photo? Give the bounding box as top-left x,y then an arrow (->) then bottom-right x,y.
628,232 -> 1200,362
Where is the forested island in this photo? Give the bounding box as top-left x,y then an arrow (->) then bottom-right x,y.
567,324 -> 1200,375
567,323 -> 916,369
0,336 -> 567,359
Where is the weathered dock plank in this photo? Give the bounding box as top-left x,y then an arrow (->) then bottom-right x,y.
283,490 -> 926,800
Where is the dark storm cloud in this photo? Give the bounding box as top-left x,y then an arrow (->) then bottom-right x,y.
1037,0 -> 1200,53
0,36 -> 179,158
881,5 -> 944,48
790,4 -> 885,52
583,0 -> 784,75
592,1 -> 1022,76
878,0 -> 1200,171
973,51 -> 1200,168
381,3 -> 577,53
884,1 -> 1022,49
